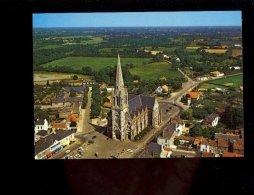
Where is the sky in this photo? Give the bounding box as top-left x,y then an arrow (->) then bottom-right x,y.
33,11 -> 242,28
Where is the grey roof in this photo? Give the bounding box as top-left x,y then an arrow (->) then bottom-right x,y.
34,129 -> 75,155
138,150 -> 153,158
36,130 -> 48,136
140,96 -> 155,110
146,142 -> 161,155
52,97 -> 83,103
214,133 -> 240,142
128,95 -> 143,115
34,118 -> 44,125
203,113 -> 219,125
65,86 -> 84,93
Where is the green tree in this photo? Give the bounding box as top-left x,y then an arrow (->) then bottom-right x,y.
189,123 -> 202,137
73,75 -> 78,80
182,109 -> 193,120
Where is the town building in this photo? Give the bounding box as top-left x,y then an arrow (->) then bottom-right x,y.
107,54 -> 162,141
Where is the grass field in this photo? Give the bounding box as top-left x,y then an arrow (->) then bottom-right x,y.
34,71 -> 90,82
129,61 -> 182,80
42,57 -> 151,72
222,59 -> 237,65
198,74 -> 242,89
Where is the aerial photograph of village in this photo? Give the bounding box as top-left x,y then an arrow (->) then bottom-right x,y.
33,11 -> 243,159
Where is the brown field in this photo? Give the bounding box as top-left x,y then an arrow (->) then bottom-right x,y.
186,46 -> 201,49
204,49 -> 227,53
231,49 -> 242,57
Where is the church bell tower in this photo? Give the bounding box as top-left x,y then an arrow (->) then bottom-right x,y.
111,54 -> 128,141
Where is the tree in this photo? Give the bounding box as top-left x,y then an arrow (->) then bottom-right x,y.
182,109 -> 193,120
73,75 -> 78,80
189,123 -> 203,137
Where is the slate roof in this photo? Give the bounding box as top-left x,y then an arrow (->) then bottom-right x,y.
214,133 -> 240,142
35,129 -> 75,155
138,150 -> 153,158
34,118 -> 45,125
146,142 -> 161,155
36,130 -> 48,136
65,86 -> 84,93
128,95 -> 143,115
52,97 -> 82,103
202,113 -> 219,125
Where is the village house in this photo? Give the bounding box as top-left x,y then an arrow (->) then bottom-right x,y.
174,135 -> 195,146
83,79 -> 95,86
210,71 -> 224,77
157,127 -> 175,148
51,97 -> 83,108
34,129 -> 76,159
185,91 -> 200,100
222,151 -> 244,157
138,150 -> 153,158
199,138 -> 229,156
52,122 -> 68,131
145,142 -> 162,158
233,139 -> 244,155
202,113 -> 219,128
34,118 -> 49,134
160,147 -> 172,158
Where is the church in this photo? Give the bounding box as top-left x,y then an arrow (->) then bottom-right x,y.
107,54 -> 162,141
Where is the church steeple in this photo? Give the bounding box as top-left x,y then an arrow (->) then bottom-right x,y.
115,53 -> 125,94
112,54 -> 128,109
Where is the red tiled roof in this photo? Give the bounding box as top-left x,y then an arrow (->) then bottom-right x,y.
103,102 -> 112,108
222,151 -> 244,157
233,140 -> 244,150
217,138 -> 228,147
185,91 -> 200,99
66,113 -> 79,122
202,152 -> 214,158
52,123 -> 66,129
164,147 -> 172,151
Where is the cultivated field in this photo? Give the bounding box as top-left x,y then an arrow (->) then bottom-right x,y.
231,49 -> 242,57
204,49 -> 228,54
34,71 -> 90,82
42,57 -> 151,71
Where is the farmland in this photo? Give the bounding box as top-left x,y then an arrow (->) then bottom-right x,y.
42,57 -> 151,72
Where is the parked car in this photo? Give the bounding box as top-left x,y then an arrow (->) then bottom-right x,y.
88,140 -> 94,144
65,150 -> 71,154
78,147 -> 83,151
110,154 -> 117,159
126,149 -> 133,153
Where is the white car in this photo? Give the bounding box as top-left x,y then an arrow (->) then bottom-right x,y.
65,150 -> 71,154
126,149 -> 133,153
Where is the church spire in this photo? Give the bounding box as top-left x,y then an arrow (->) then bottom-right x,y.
115,53 -> 124,91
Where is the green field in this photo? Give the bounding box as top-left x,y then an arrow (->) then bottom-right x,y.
199,74 -> 243,89
42,57 -> 151,72
222,59 -> 237,65
129,62 -> 182,80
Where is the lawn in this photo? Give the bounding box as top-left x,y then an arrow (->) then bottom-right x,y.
42,57 -> 151,72
198,74 -> 243,89
129,61 -> 182,80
